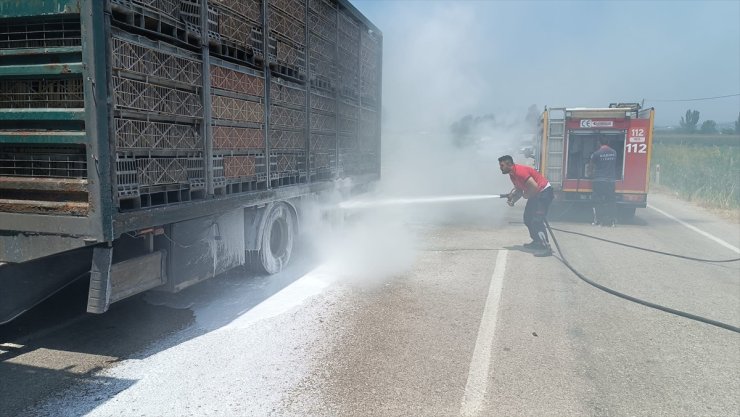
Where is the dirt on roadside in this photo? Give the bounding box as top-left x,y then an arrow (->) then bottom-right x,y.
650,186 -> 740,224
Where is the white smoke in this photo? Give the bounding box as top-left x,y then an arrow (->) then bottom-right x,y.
298,2 -> 537,285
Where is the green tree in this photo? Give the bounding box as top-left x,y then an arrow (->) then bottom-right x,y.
700,120 -> 718,134
680,109 -> 700,133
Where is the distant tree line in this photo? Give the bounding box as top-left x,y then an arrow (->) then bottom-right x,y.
679,109 -> 739,134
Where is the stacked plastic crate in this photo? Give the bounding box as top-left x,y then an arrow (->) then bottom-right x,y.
267,0 -> 307,81
111,32 -> 206,210
0,12 -> 89,216
269,78 -> 307,186
308,0 -> 338,180
336,8 -> 361,176
268,0 -> 308,186
209,0 -> 265,66
109,0 -> 215,48
0,15 -> 87,178
210,60 -> 267,194
358,27 -> 380,176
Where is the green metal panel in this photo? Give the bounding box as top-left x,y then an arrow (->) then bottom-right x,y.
82,0 -> 114,241
0,63 -> 83,76
0,47 -> 82,57
0,109 -> 85,121
0,0 -> 82,18
0,131 -> 86,144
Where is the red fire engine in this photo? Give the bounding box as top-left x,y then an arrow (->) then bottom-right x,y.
533,103 -> 654,219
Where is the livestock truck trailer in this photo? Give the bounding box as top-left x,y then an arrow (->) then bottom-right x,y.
0,0 -> 381,324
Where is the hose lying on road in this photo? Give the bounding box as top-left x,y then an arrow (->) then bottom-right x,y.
548,226 -> 740,263
545,221 -> 740,334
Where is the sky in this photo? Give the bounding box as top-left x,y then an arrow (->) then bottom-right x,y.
351,0 -> 740,129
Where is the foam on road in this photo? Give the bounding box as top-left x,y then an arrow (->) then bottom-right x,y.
28,266 -> 341,417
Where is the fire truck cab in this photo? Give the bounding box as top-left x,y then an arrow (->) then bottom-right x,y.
534,103 -> 654,219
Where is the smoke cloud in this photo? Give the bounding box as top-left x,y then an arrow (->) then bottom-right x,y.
297,2 -> 537,285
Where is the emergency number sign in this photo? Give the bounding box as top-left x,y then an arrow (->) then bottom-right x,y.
626,128 -> 647,153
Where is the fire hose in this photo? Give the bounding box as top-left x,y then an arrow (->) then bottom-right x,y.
543,220 -> 740,333
548,226 -> 740,263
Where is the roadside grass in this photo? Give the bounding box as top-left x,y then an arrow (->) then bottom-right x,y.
653,132 -> 740,147
652,136 -> 740,209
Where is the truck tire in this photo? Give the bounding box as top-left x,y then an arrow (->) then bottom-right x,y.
257,203 -> 294,274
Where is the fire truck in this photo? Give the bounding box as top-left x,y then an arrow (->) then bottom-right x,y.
533,103 -> 654,219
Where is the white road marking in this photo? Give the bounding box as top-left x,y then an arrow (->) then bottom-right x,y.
460,249 -> 508,417
648,204 -> 740,254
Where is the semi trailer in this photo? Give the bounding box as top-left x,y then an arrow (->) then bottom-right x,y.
534,104 -> 654,219
0,0 -> 381,323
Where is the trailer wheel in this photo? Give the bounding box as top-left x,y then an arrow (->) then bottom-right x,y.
257,204 -> 294,274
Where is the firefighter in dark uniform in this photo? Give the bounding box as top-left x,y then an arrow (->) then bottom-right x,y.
589,136 -> 617,226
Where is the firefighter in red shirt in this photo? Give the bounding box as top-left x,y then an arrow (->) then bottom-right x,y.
498,155 -> 554,257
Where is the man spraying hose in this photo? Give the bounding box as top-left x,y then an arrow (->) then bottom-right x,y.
498,155 -> 554,257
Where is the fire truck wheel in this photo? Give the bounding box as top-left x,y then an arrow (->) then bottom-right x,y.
257,203 -> 294,274
617,206 -> 636,220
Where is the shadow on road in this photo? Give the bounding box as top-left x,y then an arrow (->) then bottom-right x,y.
503,244 -> 551,257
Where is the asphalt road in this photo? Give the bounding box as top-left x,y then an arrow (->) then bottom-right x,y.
1,192 -> 738,417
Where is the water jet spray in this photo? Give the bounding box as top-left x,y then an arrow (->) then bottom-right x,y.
338,194 -> 509,210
